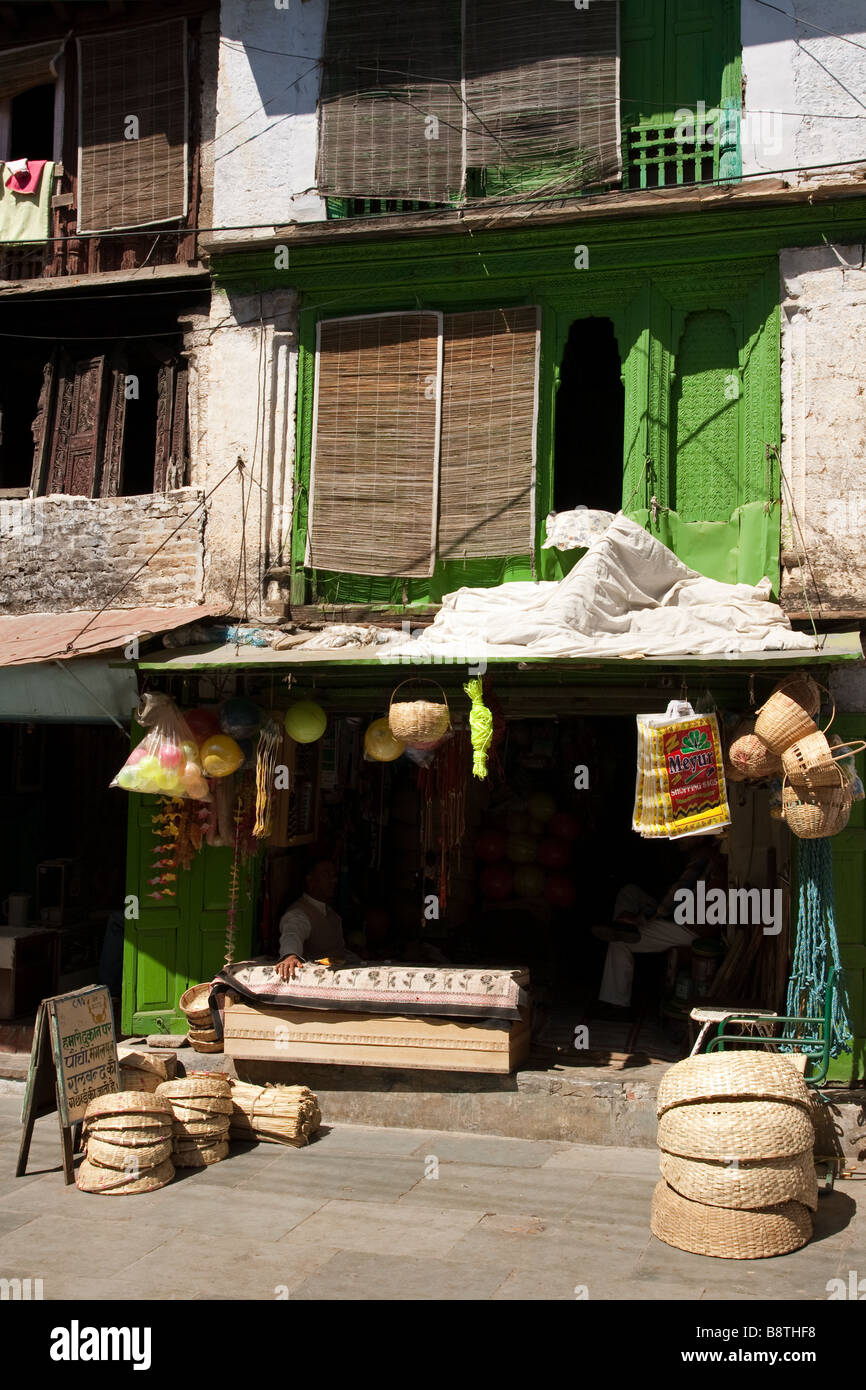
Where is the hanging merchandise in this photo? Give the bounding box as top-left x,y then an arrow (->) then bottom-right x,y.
199,734 -> 244,778
364,717 -> 406,763
727,716 -> 782,780
284,700 -> 327,745
753,677 -> 821,755
831,737 -> 866,801
184,707 -> 221,744
780,777 -> 851,839
417,730 -> 470,908
464,677 -> 493,779
112,692 -> 210,800
253,719 -> 283,839
148,799 -> 182,899
784,838 -> 851,1061
388,679 -> 451,751
219,697 -> 263,740
633,700 -> 730,840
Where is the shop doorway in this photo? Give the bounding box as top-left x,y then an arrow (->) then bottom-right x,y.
554,317 -> 625,514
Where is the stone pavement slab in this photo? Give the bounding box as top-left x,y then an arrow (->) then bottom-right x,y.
287,1248 -> 509,1301
283,1198 -> 485,1259
407,1132 -> 568,1168
397,1160 -> 599,1219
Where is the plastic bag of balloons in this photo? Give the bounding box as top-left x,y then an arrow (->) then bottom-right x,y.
111,692 -> 211,800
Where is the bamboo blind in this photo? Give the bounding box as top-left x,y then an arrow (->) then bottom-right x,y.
464,0 -> 621,189
76,19 -> 188,233
0,39 -> 62,102
318,0 -> 463,201
307,313 -> 442,578
438,307 -> 539,560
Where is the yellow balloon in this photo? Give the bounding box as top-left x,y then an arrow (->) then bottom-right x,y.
200,734 -> 243,777
364,717 -> 405,763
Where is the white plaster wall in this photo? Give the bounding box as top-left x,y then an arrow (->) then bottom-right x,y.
185,289 -> 297,615
212,0 -> 327,239
742,0 -> 866,180
779,243 -> 866,613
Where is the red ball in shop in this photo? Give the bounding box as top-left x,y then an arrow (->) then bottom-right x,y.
479,864 -> 514,900
544,874 -> 577,908
475,829 -> 508,863
549,811 -> 581,842
537,837 -> 571,870
184,707 -> 221,743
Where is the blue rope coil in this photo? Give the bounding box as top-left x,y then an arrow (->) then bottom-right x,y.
785,838 -> 851,1059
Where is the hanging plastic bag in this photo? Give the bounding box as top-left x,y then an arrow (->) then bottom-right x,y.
633,700 -> 730,839
112,692 -> 210,800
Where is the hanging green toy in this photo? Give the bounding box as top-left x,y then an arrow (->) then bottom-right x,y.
464,677 -> 493,780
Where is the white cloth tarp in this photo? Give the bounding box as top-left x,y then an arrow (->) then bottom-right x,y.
383,514 -> 817,660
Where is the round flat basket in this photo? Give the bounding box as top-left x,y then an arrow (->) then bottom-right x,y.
172,1115 -> 231,1137
651,1180 -> 812,1259
83,1120 -> 173,1144
657,1099 -> 814,1161
190,1039 -> 224,1053
156,1076 -> 231,1102
173,1140 -> 229,1168
86,1136 -> 173,1171
657,1052 -> 812,1116
76,1157 -> 175,1195
179,982 -> 212,1019
187,1026 -> 220,1043
84,1091 -> 173,1123
168,1096 -> 233,1117
659,1150 -> 818,1211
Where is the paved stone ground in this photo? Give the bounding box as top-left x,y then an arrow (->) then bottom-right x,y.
0,1095 -> 862,1301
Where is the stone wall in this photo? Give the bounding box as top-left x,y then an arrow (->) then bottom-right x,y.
0,490 -> 206,614
779,243 -> 866,615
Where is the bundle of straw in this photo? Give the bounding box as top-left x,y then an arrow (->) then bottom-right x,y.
228,1080 -> 321,1147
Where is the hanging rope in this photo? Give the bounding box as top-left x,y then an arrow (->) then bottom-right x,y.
784,838 -> 851,1059
464,677 -> 493,779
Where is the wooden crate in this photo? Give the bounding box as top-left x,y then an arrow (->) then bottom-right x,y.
223,998 -> 530,1074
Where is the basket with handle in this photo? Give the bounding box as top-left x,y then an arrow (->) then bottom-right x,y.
781,776 -> 852,839
728,720 -> 782,780
388,679 -> 451,749
753,676 -> 824,754
782,732 -> 866,791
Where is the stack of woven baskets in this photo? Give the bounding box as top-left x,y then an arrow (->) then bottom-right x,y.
651,1052 -> 818,1259
179,983 -> 223,1054
728,677 -> 858,839
228,1079 -> 321,1147
155,1074 -> 233,1167
77,1091 -> 175,1195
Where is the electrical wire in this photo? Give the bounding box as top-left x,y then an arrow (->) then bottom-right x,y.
748,0 -> 866,57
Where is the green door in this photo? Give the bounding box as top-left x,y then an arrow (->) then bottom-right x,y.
121,791 -> 260,1035
827,716 -> 866,1083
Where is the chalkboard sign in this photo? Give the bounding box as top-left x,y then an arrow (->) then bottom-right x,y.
16,986 -> 119,1186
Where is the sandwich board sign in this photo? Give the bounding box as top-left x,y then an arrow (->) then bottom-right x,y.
16,985 -> 118,1185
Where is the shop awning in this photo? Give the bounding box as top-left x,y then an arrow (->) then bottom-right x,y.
136,629 -> 864,672
0,658 -> 138,724
0,604 -> 223,668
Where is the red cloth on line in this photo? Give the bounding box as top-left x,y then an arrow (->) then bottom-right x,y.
4,160 -> 47,195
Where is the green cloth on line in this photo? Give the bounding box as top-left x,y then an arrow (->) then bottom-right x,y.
0,161 -> 54,243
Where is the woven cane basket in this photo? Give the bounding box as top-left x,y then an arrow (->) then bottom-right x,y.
171,1115 -> 231,1138
173,1140 -> 229,1168
76,1157 -> 175,1195
659,1151 -> 818,1211
657,1100 -> 814,1161
86,1136 -> 173,1171
168,1095 -> 233,1117
388,680 -> 451,749
84,1092 -> 173,1122
781,780 -> 852,839
754,677 -> 822,754
83,1120 -> 173,1144
728,731 -> 782,780
656,1052 -> 811,1116
651,1180 -> 812,1258
189,1039 -> 223,1053
156,1076 -> 231,1102
782,733 -> 866,790
187,1026 -> 220,1044
179,983 -> 213,1026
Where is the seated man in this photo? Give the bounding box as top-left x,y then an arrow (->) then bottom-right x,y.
275,857 -> 362,981
592,835 -> 726,1019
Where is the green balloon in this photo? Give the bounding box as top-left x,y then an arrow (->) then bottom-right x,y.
284,700 -> 327,744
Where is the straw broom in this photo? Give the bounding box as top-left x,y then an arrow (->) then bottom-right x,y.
228,1080 -> 321,1146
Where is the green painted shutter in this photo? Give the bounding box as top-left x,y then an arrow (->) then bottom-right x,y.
121,788 -> 260,1035
827,715 -> 866,1083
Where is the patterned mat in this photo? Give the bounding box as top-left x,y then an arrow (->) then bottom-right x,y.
211,959 -> 529,1021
